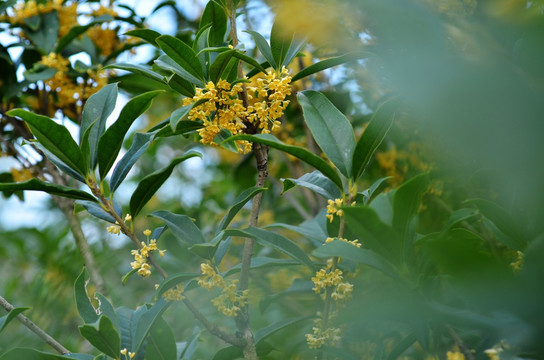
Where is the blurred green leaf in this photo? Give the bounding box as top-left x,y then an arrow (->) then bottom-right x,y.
209,49 -> 235,83
145,316 -> 177,360
24,12 -> 58,53
151,210 -> 205,245
245,30 -> 276,69
298,90 -> 355,178
23,65 -> 56,82
56,15 -> 114,52
124,29 -> 161,46
0,348 -> 67,360
352,98 -> 396,180
130,152 -> 201,216
200,0 -> 227,47
79,316 -> 120,359
7,109 -> 87,176
392,173 -> 429,242
254,316 -> 309,343
361,176 -> 392,205
223,256 -> 299,277
225,134 -> 343,190
132,299 -> 170,355
76,200 -> 115,223
292,52 -> 366,82
270,20 -> 292,70
98,90 -> 163,179
105,63 -> 165,84
74,268 -> 99,324
154,273 -> 199,299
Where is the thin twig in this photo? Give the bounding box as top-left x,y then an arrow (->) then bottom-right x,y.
0,295 -> 70,355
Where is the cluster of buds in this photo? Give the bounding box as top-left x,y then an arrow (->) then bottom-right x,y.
198,263 -> 248,317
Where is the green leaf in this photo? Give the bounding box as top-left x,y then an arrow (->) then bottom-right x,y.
156,35 -> 204,83
132,299 -> 170,355
298,90 -> 356,178
188,235 -> 222,260
154,120 -> 203,138
224,227 -> 314,269
282,37 -> 306,69
130,152 -> 201,216
110,132 -> 153,192
0,0 -> 16,13
95,293 -> 121,335
231,49 -> 268,74
56,15 -> 114,52
352,98 -> 397,180
124,29 -> 161,46
0,307 -> 29,333
0,348 -> 67,360
121,268 -> 139,285
361,176 -> 392,205
145,316 -> 177,360
166,73 -> 196,97
154,273 -> 200,299
151,210 -> 206,245
74,268 -> 100,324
200,0 -> 227,47
80,83 -> 119,170
193,26 -> 211,78
23,65 -> 56,82
244,30 -> 276,69
209,49 -> 235,83
24,12 -> 58,53
342,206 -> 401,264
98,90 -> 163,179
31,142 -> 85,183
267,218 -> 328,247
224,133 -> 343,190
169,99 -> 207,131
282,170 -> 341,200
76,200 -> 115,223
216,186 -> 267,233
104,63 -> 165,83
7,109 -> 87,176
254,316 -> 309,343
270,20 -> 293,70
312,240 -> 398,279
291,52 -> 367,82
79,316 -> 121,358
223,257 -> 298,277
440,208 -> 479,234
0,179 -> 96,201
392,173 -> 429,241
466,198 -> 527,250
154,55 -> 204,87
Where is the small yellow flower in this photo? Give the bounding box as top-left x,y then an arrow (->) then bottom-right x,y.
447,351 -> 465,360
143,229 -> 152,237
107,225 -> 121,235
129,352 -> 135,359
124,214 -> 132,222
120,349 -> 127,355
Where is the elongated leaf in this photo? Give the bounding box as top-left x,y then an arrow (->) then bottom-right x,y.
154,55 -> 204,87
267,218 -> 327,247
133,299 -> 170,355
167,73 -> 196,97
169,98 -> 209,131
193,26 -> 211,77
352,98 -> 397,180
95,293 -> 120,335
440,208 -> 479,234
24,12 -> 58,53
56,15 -> 114,52
270,20 -> 292,69
224,227 -> 314,269
79,316 -> 120,359
130,152 -> 201,216
75,268 -> 99,324
104,63 -> 165,83
0,307 -> 29,333
0,0 -> 16,13
244,30 -> 276,69
392,173 -> 429,240
312,240 -> 398,279
110,132 -> 153,192
80,83 -> 119,170
23,66 -> 56,82
200,0 -> 227,47
7,109 -> 87,175
76,200 -> 115,223
282,36 -> 307,68
223,256 -> 298,277
255,316 -> 309,343
342,206 -> 401,263
0,348 -> 67,360
246,60 -> 271,78
298,90 -> 356,178
224,133 -> 343,190
361,176 -> 392,205
151,210 -> 205,245
33,143 -> 86,183
156,35 -> 204,82
154,273 -> 200,299
209,49 -> 235,83
217,186 -> 267,233
282,170 -> 341,200
98,90 -> 163,179
145,316 -> 177,360
232,49 -> 268,74
154,120 -> 203,138
291,52 -> 367,82
124,29 -> 161,45
0,179 -> 96,201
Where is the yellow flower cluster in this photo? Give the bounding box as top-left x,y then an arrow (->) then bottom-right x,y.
325,236 -> 361,248
9,0 -> 63,24
107,223 -> 121,235
162,284 -> 185,301
130,231 -> 166,278
447,351 -> 465,360
120,348 -> 135,359
198,263 -> 248,317
311,266 -> 353,301
88,25 -> 120,57
326,198 -> 344,222
305,318 -> 341,349
510,250 -> 524,272
57,2 -> 78,37
183,67 -> 292,154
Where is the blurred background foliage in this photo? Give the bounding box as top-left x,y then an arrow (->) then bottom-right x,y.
1,0 -> 544,359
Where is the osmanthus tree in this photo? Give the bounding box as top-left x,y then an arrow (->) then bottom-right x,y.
1,0 -> 544,360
